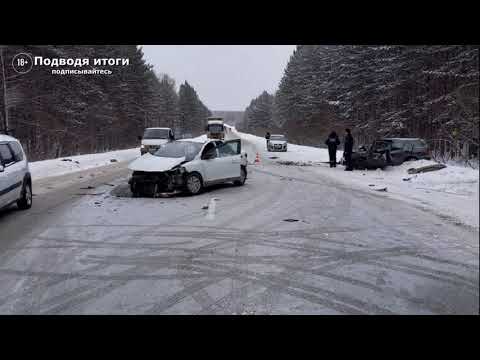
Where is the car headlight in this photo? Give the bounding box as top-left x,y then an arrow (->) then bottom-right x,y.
176,167 -> 186,174
141,145 -> 145,149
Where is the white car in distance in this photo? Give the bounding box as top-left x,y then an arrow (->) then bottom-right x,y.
268,134 -> 288,152
128,139 -> 247,197
0,134 -> 33,211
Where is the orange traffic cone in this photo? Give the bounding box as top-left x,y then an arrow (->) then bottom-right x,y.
254,152 -> 260,164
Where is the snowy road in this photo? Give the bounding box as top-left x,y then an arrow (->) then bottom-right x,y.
0,156 -> 478,314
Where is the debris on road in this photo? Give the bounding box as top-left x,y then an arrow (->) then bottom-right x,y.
61,159 -> 72,162
373,187 -> 388,192
283,218 -> 300,222
277,160 -> 312,166
408,163 -> 447,174
80,186 -> 95,190
110,159 -> 118,163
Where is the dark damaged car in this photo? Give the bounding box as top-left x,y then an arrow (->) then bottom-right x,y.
128,139 -> 248,197
343,138 -> 431,170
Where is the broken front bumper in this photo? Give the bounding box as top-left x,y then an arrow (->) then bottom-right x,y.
129,169 -> 186,196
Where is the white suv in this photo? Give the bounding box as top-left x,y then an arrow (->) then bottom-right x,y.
0,135 -> 32,211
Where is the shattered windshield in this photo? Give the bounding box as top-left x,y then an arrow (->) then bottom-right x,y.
153,141 -> 202,160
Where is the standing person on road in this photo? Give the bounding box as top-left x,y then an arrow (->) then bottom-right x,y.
343,128 -> 354,171
325,131 -> 340,168
265,132 -> 271,149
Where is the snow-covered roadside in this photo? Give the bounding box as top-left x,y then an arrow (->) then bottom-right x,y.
229,128 -> 343,164
29,134 -> 208,181
231,127 -> 480,229
311,160 -> 479,229
29,148 -> 140,181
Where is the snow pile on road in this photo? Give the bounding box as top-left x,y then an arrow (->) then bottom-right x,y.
30,148 -> 140,180
231,127 -> 479,229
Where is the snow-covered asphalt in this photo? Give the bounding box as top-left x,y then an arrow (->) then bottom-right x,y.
0,155 -> 478,314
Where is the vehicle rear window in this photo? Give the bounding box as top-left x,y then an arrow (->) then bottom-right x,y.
0,144 -> 15,165
9,142 -> 24,161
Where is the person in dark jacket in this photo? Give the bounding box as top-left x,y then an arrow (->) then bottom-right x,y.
325,131 -> 340,168
265,132 -> 271,149
343,128 -> 354,171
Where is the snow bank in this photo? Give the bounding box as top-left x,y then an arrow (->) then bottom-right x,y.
30,133 -> 209,181
30,148 -> 140,180
312,159 -> 479,228
231,127 -> 479,229
230,128 -> 342,164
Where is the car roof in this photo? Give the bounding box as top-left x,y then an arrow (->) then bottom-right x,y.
0,134 -> 18,142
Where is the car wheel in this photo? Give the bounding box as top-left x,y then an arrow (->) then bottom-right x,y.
234,167 -> 247,186
17,180 -> 32,210
186,173 -> 203,195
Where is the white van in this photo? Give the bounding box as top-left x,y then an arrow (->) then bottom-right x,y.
140,127 -> 175,155
0,135 -> 32,211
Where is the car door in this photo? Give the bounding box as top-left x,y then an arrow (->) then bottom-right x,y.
0,145 -> 9,208
0,143 -> 19,206
199,142 -> 224,183
8,142 -> 27,200
216,140 -> 242,179
389,140 -> 406,165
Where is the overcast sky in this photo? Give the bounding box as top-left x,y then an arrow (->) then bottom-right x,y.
140,45 -> 296,111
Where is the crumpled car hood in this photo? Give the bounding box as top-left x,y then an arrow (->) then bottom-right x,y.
128,153 -> 186,172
